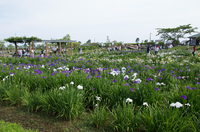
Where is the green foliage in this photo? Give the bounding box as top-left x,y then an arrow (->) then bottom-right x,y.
86,39 -> 91,44
0,120 -> 38,132
88,106 -> 111,129
40,86 -> 84,120
135,38 -> 140,43
111,103 -> 141,131
0,47 -> 200,131
4,36 -> 24,43
62,34 -> 71,40
139,104 -> 196,132
24,36 -> 42,43
0,41 -> 5,50
156,24 -> 198,42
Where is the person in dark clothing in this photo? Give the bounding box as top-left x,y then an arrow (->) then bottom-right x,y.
147,45 -> 150,54
192,45 -> 196,56
41,49 -> 44,55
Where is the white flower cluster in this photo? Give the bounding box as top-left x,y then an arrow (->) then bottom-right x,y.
170,102 -> 191,108
126,98 -> 148,107
126,98 -> 132,103
77,85 -> 83,90
53,66 -> 69,72
131,73 -> 142,83
156,82 -> 165,86
2,74 -> 14,81
59,86 -> 66,90
70,81 -> 74,85
96,96 -> 101,101
110,70 -> 120,76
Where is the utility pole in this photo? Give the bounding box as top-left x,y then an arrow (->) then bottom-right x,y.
150,33 -> 151,42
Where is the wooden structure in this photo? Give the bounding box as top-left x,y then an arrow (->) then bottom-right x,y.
42,40 -> 76,56
13,40 -> 24,55
188,33 -> 200,45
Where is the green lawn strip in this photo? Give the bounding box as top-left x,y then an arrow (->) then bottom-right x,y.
0,119 -> 37,132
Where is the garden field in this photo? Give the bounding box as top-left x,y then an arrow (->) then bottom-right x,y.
0,48 -> 200,132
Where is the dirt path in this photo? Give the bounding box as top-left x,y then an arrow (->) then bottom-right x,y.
0,104 -> 69,132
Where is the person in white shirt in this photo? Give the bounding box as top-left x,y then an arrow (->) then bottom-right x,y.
155,46 -> 158,55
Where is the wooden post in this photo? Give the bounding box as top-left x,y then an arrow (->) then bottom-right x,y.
29,42 -> 31,55
59,42 -> 61,55
71,42 -> 73,56
15,42 -> 17,55
32,42 -> 34,50
46,42 -> 48,56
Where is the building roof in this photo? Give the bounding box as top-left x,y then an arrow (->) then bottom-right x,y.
164,40 -> 173,44
188,33 -> 200,38
155,39 -> 162,42
42,40 -> 76,43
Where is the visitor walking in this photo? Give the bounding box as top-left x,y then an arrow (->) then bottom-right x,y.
192,45 -> 196,56
155,46 -> 158,55
147,45 -> 150,54
40,49 -> 44,56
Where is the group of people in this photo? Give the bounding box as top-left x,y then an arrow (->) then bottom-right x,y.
147,45 -> 165,55
107,47 -> 121,52
15,48 -> 35,57
147,45 -> 197,56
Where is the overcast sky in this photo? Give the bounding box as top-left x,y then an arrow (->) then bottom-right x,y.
0,0 -> 200,43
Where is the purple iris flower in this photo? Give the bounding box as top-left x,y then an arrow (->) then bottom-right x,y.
96,75 -> 102,78
155,88 -> 159,91
41,76 -> 46,79
186,86 -> 192,89
66,74 -> 69,77
124,83 -> 129,86
130,88 -> 134,92
162,69 -> 166,71
192,87 -> 196,90
197,82 -> 200,84
124,77 -> 128,80
87,75 -> 92,79
51,73 -> 55,76
147,78 -> 153,81
181,95 -> 187,100
61,71 -> 66,74
113,79 -> 117,83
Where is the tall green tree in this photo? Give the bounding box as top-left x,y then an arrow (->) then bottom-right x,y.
0,41 -> 5,50
135,38 -> 140,43
5,36 -> 41,54
156,24 -> 197,44
61,34 -> 71,48
86,39 -> 91,44
63,34 -> 71,40
4,37 -> 24,54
